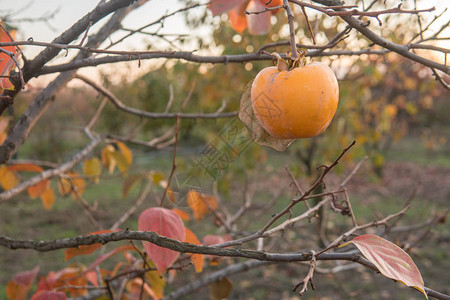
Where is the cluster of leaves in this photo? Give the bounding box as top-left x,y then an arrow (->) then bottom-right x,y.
0,116 -> 133,210
6,186 -> 242,300
209,0 -> 283,35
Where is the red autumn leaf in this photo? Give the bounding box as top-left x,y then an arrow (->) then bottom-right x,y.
0,23 -> 18,90
64,229 -> 118,261
209,0 -> 245,16
185,227 -> 205,273
6,266 -> 40,300
138,207 -> 186,274
36,266 -> 87,297
30,291 -> 66,300
343,234 -> 428,298
246,0 -> 271,35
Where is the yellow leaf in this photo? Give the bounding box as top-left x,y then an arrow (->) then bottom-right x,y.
83,157 -> 102,183
58,178 -> 72,196
116,141 -> 133,165
58,173 -> 86,199
0,165 -> 20,190
145,261 -> 166,299
40,186 -> 55,211
111,151 -> 129,175
68,172 -> 86,200
101,145 -> 116,174
151,172 -> 165,184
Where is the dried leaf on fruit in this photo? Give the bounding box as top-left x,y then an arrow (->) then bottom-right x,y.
239,81 -> 294,151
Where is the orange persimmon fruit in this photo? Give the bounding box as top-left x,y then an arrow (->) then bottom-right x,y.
251,52 -> 339,139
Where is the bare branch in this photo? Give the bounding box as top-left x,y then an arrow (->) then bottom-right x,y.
75,75 -> 237,119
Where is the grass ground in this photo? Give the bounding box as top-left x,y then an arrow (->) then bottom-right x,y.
0,134 -> 448,299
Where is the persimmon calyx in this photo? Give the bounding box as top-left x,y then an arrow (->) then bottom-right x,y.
271,49 -> 308,72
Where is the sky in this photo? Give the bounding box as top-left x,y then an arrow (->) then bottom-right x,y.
0,0 -> 448,83
0,0 -> 197,83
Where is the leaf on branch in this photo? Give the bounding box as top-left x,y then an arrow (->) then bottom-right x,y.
8,163 -> 43,173
172,208 -> 190,221
187,190 -> 218,221
30,291 -> 66,300
0,165 -> 20,190
82,157 -> 102,184
246,0 -> 271,35
116,141 -> 133,165
40,186 -> 55,211
342,234 -> 428,299
6,266 -> 40,300
138,207 -> 186,274
64,229 -> 118,261
27,179 -> 50,199
37,266 -> 87,297
0,23 -> 18,90
209,0 -> 245,16
209,277 -> 233,300
185,227 -> 205,273
58,172 -> 85,199
67,172 -> 85,200
112,151 -> 130,176
145,260 -> 166,299
101,145 -> 116,174
229,1 -> 248,33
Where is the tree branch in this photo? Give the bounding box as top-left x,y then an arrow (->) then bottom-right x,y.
75,75 -> 238,119
0,138 -> 101,202
0,231 -> 448,299
309,0 -> 449,74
